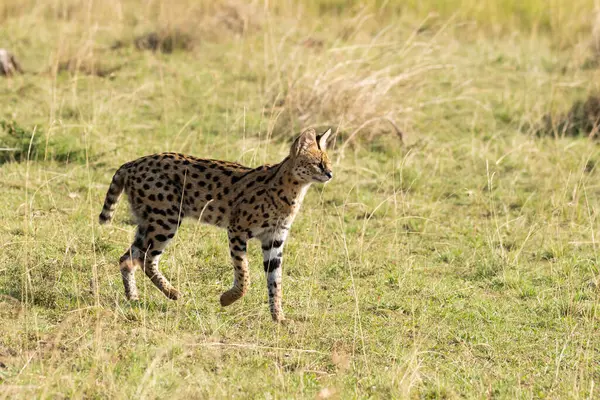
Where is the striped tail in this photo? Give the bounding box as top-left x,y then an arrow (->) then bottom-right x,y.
99,166 -> 127,224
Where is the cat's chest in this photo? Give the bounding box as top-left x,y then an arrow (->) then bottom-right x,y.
279,185 -> 309,214
295,185 -> 310,205
277,185 -> 310,224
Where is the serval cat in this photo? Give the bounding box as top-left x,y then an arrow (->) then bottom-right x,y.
99,128 -> 333,322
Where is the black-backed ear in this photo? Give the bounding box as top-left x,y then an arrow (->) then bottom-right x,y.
291,128 -> 317,156
316,128 -> 332,151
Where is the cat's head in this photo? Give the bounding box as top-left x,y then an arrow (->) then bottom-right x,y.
290,128 -> 333,183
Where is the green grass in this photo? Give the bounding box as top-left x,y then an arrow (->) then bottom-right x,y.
1,0 -> 600,398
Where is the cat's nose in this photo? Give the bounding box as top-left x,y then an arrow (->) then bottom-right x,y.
325,171 -> 333,179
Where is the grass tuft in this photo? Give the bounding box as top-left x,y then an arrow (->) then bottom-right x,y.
0,120 -> 89,164
133,31 -> 195,54
536,94 -> 600,139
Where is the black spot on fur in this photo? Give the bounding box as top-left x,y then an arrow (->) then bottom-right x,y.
263,258 -> 281,272
133,237 -> 143,249
262,240 -> 283,251
280,196 -> 291,206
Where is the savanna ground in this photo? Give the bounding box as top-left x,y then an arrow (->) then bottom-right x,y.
1,0 -> 600,398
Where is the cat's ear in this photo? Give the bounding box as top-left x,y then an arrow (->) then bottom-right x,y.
291,128 -> 316,156
316,128 -> 332,151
